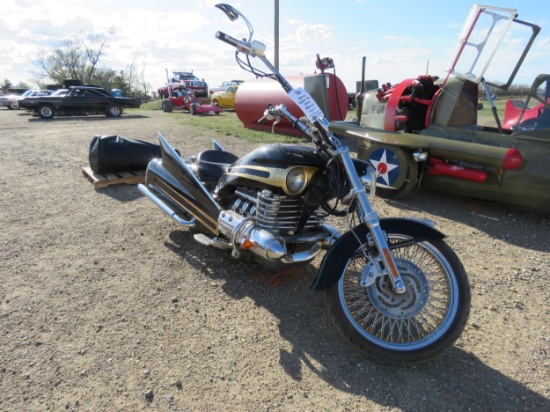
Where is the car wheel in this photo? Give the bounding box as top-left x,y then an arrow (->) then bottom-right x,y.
8,101 -> 19,110
362,143 -> 419,199
213,99 -> 220,107
190,104 -> 197,115
106,104 -> 122,117
38,105 -> 55,119
162,99 -> 173,112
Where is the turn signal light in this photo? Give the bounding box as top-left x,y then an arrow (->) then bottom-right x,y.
241,239 -> 253,250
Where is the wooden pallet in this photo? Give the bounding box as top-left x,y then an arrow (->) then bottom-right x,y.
82,167 -> 145,189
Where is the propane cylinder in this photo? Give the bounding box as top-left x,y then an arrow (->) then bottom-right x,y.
234,73 -> 348,136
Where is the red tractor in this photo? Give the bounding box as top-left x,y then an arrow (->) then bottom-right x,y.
157,70 -> 208,99
158,71 -> 221,115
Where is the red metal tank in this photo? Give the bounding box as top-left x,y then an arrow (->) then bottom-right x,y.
234,73 -> 348,136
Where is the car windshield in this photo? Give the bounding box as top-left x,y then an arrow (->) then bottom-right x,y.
173,72 -> 200,81
520,76 -> 550,131
21,90 -> 33,97
446,5 -> 539,89
51,89 -> 68,96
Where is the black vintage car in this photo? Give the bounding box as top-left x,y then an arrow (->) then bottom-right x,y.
21,86 -> 142,119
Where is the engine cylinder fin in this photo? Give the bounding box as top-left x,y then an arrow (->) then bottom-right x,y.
255,191 -> 324,232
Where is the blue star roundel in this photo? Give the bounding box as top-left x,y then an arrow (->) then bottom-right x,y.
369,149 -> 400,187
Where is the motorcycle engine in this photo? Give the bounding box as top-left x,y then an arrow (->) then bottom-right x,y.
228,188 -> 326,237
217,187 -> 330,270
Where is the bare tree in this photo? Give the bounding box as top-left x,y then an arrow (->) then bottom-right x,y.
82,33 -> 108,82
34,31 -> 111,85
34,29 -> 149,97
128,52 -> 151,97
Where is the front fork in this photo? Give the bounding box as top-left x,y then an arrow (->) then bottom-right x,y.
334,145 -> 406,294
254,54 -> 406,294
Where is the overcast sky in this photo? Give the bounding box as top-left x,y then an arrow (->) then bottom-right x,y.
1,0 -> 548,93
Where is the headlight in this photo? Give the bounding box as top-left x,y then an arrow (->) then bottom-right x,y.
285,167 -> 306,194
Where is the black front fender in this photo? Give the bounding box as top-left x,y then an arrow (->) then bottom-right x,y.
311,218 -> 445,291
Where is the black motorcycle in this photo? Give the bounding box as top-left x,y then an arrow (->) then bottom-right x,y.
138,3 -> 471,364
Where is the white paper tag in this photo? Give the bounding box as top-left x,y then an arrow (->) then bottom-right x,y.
288,87 -> 324,122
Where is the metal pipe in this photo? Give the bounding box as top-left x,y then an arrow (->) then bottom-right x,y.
138,184 -> 196,227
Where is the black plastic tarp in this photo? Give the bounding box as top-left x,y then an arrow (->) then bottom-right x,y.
89,135 -> 161,173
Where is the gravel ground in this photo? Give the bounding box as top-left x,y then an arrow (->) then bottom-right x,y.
0,108 -> 549,411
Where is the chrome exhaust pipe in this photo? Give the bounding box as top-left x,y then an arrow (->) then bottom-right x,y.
138,183 -> 196,228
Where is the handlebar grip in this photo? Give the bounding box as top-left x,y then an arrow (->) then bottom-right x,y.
215,31 -> 242,49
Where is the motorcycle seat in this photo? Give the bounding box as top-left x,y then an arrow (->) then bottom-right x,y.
195,149 -> 239,187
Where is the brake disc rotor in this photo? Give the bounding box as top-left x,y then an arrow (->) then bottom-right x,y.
367,258 -> 429,318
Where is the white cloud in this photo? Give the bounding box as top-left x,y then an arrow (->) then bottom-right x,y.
295,24 -> 332,43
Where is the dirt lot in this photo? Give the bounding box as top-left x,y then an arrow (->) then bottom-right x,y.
0,108 -> 548,412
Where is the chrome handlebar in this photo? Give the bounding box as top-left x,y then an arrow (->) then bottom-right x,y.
215,31 -> 266,58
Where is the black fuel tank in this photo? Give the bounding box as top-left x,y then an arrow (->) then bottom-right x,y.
216,144 -> 328,194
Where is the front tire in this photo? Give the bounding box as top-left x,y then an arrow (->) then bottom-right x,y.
325,233 -> 470,365
8,101 -> 19,110
38,105 -> 54,119
190,103 -> 197,115
162,99 -> 173,112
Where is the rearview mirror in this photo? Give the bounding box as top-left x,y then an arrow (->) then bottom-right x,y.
215,4 -> 239,21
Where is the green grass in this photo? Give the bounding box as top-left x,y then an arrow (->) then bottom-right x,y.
141,100 -> 163,111
478,99 -> 506,117
139,100 -> 306,144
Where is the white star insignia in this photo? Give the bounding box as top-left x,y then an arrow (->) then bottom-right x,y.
370,150 -> 399,186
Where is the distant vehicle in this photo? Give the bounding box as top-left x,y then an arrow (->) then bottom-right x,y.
50,89 -> 69,97
1,89 -> 52,110
161,86 -> 221,116
330,5 -> 550,210
502,97 -> 550,130
210,85 -> 239,109
209,80 -> 244,95
22,85 -> 142,119
157,71 -> 208,99
19,90 -> 66,109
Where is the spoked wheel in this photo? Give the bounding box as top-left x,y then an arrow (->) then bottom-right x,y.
326,232 -> 470,365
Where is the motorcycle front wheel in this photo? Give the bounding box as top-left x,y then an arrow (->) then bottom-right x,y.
325,234 -> 470,365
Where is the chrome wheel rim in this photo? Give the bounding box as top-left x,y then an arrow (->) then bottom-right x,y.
338,235 -> 458,350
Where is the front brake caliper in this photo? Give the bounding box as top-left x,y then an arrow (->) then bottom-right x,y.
360,259 -> 383,287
